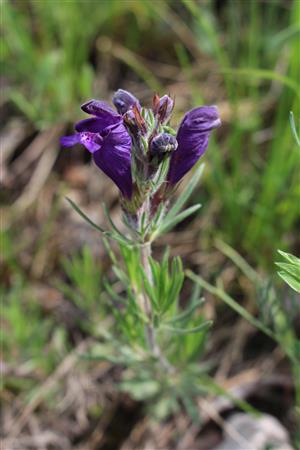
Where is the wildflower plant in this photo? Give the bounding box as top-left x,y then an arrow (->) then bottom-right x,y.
61,90 -> 220,418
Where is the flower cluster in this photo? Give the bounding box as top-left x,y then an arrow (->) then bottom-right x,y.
61,90 -> 220,227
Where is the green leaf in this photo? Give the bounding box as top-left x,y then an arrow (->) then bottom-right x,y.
186,270 -> 277,342
221,67 -> 300,99
66,197 -> 106,233
166,298 -> 205,324
181,395 -> 200,424
277,271 -> 300,293
275,262 -> 300,281
200,375 -> 260,416
102,202 -> 133,244
66,198 -> 133,246
277,250 -> 300,265
289,111 -> 300,146
276,250 -> 300,293
10,91 -> 38,122
119,379 -> 160,400
153,204 -> 202,238
161,320 -> 212,335
166,162 -> 205,219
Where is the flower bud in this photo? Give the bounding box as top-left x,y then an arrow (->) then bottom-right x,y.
112,89 -> 141,115
153,94 -> 174,124
150,133 -> 178,155
123,104 -> 147,136
149,133 -> 178,168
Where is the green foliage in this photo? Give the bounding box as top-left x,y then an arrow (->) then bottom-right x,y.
177,0 -> 300,267
289,111 -> 300,146
2,0 -> 299,268
1,0 -> 168,127
1,231 -> 67,381
59,246 -> 102,310
3,0 -> 300,430
276,250 -> 300,293
188,242 -> 300,429
1,280 -> 65,375
67,171 -> 214,419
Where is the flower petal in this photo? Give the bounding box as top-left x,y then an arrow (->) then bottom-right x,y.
75,118 -> 108,133
112,89 -> 141,115
60,132 -> 102,153
93,122 -> 132,198
60,134 -> 80,147
180,105 -> 221,132
81,100 -> 121,127
167,105 -> 220,184
79,132 -> 102,153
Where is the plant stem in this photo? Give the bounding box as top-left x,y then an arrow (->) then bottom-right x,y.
140,241 -> 174,373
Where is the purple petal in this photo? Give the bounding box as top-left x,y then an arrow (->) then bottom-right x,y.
75,118 -> 109,133
180,105 -> 221,132
93,122 -> 132,198
112,89 -> 141,115
79,132 -> 102,153
167,105 -> 220,185
60,134 -> 80,147
60,132 -> 102,153
81,100 -> 121,128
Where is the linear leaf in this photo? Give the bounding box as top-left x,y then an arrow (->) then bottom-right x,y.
275,262 -> 300,281
289,111 -> 300,146
102,202 -> 133,244
166,298 -> 205,324
186,270 -> 277,341
277,271 -> 300,293
277,250 -> 300,265
154,204 -> 201,238
161,320 -> 212,335
66,197 -> 106,233
166,163 -> 205,219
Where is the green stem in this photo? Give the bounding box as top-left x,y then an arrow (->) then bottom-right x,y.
140,241 -> 174,373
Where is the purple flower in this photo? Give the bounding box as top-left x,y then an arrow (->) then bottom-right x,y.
60,99 -> 132,198
112,89 -> 141,115
167,105 -> 221,185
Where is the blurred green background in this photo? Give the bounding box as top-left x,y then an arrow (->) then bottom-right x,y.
1,0 -> 300,447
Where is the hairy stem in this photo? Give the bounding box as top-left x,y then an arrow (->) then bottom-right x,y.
140,241 -> 174,373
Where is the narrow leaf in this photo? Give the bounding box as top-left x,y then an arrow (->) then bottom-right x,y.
66,197 -> 106,233
161,320 -> 213,335
275,262 -> 300,281
102,202 -> 133,244
277,250 -> 300,265
154,204 -> 202,238
289,111 -> 300,146
277,271 -> 300,293
166,298 -> 205,324
166,163 -> 205,219
186,270 -> 277,341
